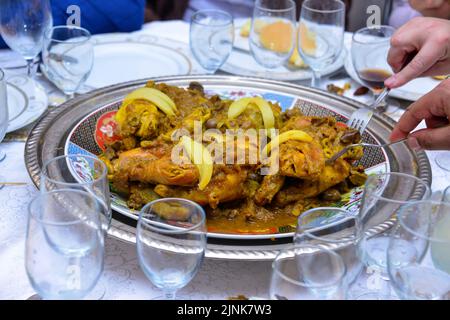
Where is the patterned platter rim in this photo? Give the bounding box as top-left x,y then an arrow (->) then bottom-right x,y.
64,80 -> 391,240
24,75 -> 432,261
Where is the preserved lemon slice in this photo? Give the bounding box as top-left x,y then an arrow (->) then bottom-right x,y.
228,97 -> 275,129
180,136 -> 213,190
299,22 -> 316,56
260,21 -> 294,54
252,97 -> 275,129
241,19 -> 268,37
262,130 -> 313,155
240,19 -> 251,37
122,87 -> 176,116
240,19 -> 269,38
254,19 -> 268,34
289,46 -> 307,68
228,97 -> 253,119
128,87 -> 176,111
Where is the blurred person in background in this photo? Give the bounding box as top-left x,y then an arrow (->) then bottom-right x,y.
145,0 -> 189,21
183,0 -> 254,20
0,0 -> 146,49
180,0 -> 427,33
51,0 -> 145,33
408,0 -> 450,20
389,0 -> 421,28
183,0 -> 353,26
389,0 -> 450,29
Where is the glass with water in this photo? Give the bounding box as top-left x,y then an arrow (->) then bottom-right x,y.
190,10 -> 234,74
42,26 -> 94,99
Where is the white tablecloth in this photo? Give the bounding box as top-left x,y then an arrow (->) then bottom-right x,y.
1,20 -> 450,300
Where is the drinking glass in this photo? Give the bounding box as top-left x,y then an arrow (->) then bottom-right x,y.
42,26 -> 94,99
0,69 -> 8,164
435,152 -> 450,172
0,0 -> 52,78
358,172 -> 431,297
352,26 -> 396,110
137,198 -> 207,300
387,200 -> 450,300
270,245 -> 347,300
249,0 -> 296,69
40,155 -> 111,232
190,10 -> 234,74
298,0 -> 345,88
354,291 -> 398,300
443,185 -> 450,203
25,190 -> 105,300
294,207 -> 363,289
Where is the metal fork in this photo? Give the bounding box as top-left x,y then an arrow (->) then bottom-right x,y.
346,87 -> 390,134
326,137 -> 407,165
348,53 -> 416,133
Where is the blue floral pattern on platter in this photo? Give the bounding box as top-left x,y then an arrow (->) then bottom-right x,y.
65,87 -> 388,238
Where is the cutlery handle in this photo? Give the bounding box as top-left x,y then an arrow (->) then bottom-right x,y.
369,87 -> 390,109
368,52 -> 416,110
0,182 -> 28,186
384,137 -> 408,148
326,138 -> 408,164
362,137 -> 407,148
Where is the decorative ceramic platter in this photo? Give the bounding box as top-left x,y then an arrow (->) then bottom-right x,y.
25,75 -> 432,260
65,83 -> 386,240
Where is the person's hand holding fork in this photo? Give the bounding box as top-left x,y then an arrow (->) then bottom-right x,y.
385,17 -> 450,89
390,79 -> 450,150
386,17 -> 450,150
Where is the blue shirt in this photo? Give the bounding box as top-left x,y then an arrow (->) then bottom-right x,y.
0,0 -> 145,49
184,0 -> 254,20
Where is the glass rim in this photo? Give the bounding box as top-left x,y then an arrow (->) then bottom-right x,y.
41,154 -> 108,187
443,185 -> 450,200
191,9 -> 233,27
272,244 -> 346,289
302,0 -> 345,14
44,25 -> 92,43
398,200 -> 450,244
352,25 -> 396,44
255,0 -> 296,13
28,189 -> 104,226
365,172 -> 431,204
296,207 -> 361,244
138,198 -> 206,234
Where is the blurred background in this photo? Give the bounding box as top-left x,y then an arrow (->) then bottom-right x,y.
0,0 -> 421,49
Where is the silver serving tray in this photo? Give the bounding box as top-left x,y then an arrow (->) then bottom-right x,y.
25,75 -> 432,261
